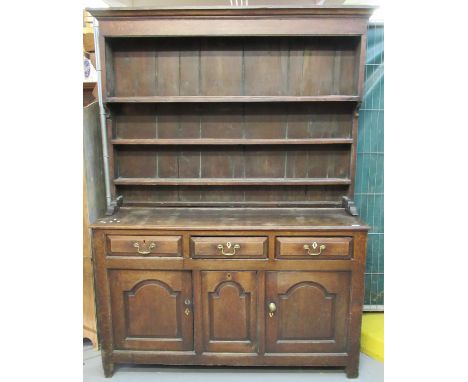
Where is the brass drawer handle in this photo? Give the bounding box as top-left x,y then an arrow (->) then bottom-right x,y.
268,302 -> 277,318
303,242 -> 326,256
217,242 -> 240,256
133,241 -> 156,255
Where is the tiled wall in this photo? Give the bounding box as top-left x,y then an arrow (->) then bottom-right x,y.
355,24 -> 384,308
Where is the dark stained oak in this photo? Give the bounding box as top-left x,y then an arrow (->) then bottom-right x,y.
106,96 -> 361,103
90,207 -> 368,231
92,227 -> 369,378
276,237 -> 353,259
107,235 -> 182,257
117,186 -> 352,206
201,271 -> 258,353
121,201 -> 343,208
111,103 -> 355,141
89,3 -> 374,378
113,178 -> 352,186
265,271 -> 351,353
191,236 -> 268,259
108,270 -> 193,351
111,138 -> 354,146
97,16 -> 369,39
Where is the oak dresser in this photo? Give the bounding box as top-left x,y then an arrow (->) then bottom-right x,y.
89,1 -> 375,378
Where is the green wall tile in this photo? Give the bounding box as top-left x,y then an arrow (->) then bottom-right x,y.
357,25 -> 384,307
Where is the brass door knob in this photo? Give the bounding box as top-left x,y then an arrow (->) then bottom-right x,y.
268,302 -> 277,317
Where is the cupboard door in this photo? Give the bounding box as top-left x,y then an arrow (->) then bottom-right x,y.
201,271 -> 257,353
109,270 -> 193,351
265,271 -> 350,353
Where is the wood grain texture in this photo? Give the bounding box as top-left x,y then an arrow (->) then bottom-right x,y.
114,178 -> 351,186
117,185 -> 352,206
109,270 -> 193,351
102,27 -> 362,211
92,230 -> 115,376
111,102 -> 355,141
191,236 -> 267,259
276,237 -> 352,259
107,96 -> 360,103
265,271 -> 350,353
92,227 -> 368,377
345,231 -> 368,378
111,138 -> 354,145
91,207 -> 368,231
201,271 -> 258,353
90,5 -> 373,378
105,257 -> 352,272
107,37 -> 359,98
114,144 -> 351,183
107,235 -> 182,257
98,18 -> 368,40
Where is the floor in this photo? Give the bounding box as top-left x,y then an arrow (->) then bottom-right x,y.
84,341 -> 384,382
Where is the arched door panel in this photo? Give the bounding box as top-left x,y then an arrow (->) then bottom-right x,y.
201,271 -> 257,353
109,270 -> 193,351
266,271 -> 350,353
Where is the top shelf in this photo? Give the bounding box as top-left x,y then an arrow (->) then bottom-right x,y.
106,96 -> 360,104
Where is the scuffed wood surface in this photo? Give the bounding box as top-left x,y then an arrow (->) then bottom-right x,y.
91,207 -> 368,231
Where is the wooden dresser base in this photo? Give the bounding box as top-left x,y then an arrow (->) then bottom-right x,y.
92,208 -> 368,379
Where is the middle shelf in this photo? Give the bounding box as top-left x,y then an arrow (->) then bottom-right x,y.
113,178 -> 352,186
111,138 -> 354,146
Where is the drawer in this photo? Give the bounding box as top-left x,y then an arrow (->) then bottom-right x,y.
276,237 -> 352,259
190,237 -> 267,259
107,235 -> 182,257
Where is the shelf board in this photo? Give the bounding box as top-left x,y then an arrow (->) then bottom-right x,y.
111,138 -> 354,146
106,95 -> 360,103
114,178 -> 352,186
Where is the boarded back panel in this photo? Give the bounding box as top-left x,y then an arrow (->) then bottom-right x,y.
109,36 -> 359,97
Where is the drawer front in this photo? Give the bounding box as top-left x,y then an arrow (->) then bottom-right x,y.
191,237 -> 267,259
276,237 -> 352,259
108,235 -> 182,257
